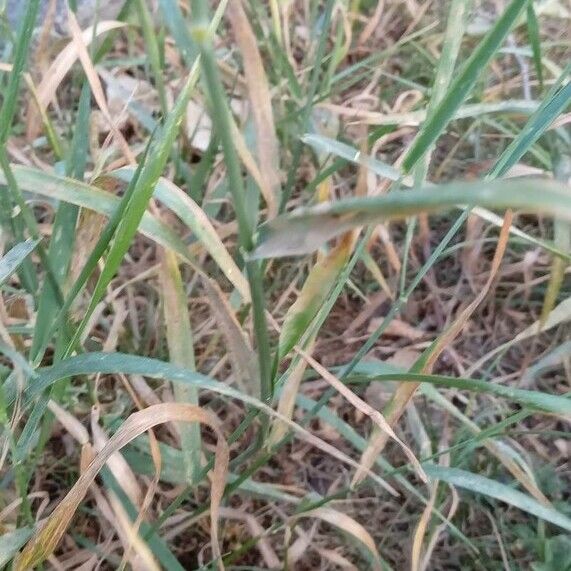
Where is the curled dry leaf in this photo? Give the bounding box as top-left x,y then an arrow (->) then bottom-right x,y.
293,507 -> 383,571
15,404 -> 229,571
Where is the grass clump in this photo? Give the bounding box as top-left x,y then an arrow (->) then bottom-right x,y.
1,0 -> 570,569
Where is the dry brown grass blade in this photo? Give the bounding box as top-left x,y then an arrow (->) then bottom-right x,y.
411,481 -> 437,571
26,20 -> 126,141
352,211 -> 513,486
358,0 -> 385,45
268,340 -> 314,447
202,276 -> 260,397
228,0 -> 281,218
15,404 -> 229,571
90,406 -> 143,510
66,8 -> 135,165
108,492 -> 161,571
293,507 -> 383,571
296,347 -> 428,484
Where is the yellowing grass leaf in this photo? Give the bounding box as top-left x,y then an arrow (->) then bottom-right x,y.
228,0 -> 281,217
15,404 -> 229,571
268,342 -> 313,447
279,232 -> 356,359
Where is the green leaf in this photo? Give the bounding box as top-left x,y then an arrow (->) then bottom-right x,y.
526,3 -> 544,90
0,239 -> 40,286
488,64 -> 571,179
348,372 -> 571,417
423,464 -> 571,533
0,164 -> 196,264
253,178 -> 571,258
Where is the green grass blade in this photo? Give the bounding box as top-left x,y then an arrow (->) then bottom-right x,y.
487,63 -> 571,178
0,165 -> 195,267
526,2 -> 544,90
402,0 -> 529,172
348,372 -> 571,417
0,0 -> 40,143
0,239 -> 40,286
192,0 -> 272,405
253,178 -> 571,258
423,465 -> 571,533
0,528 -> 33,568
29,83 -> 92,361
158,0 -> 197,66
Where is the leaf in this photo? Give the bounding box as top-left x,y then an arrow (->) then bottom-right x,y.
228,0 -> 281,217
279,233 -> 356,358
0,239 -> 40,286
253,178 -> 571,258
0,528 -> 32,568
0,165 -> 197,270
202,277 -> 260,396
423,465 -> 571,533
540,151 -> 571,326
489,65 -> 571,179
352,372 -> 571,418
160,250 -> 202,483
15,403 -> 230,571
302,133 -> 404,183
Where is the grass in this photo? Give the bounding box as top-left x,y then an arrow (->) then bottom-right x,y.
0,0 -> 570,569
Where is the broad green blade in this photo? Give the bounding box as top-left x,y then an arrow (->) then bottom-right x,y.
253,178 -> 571,258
